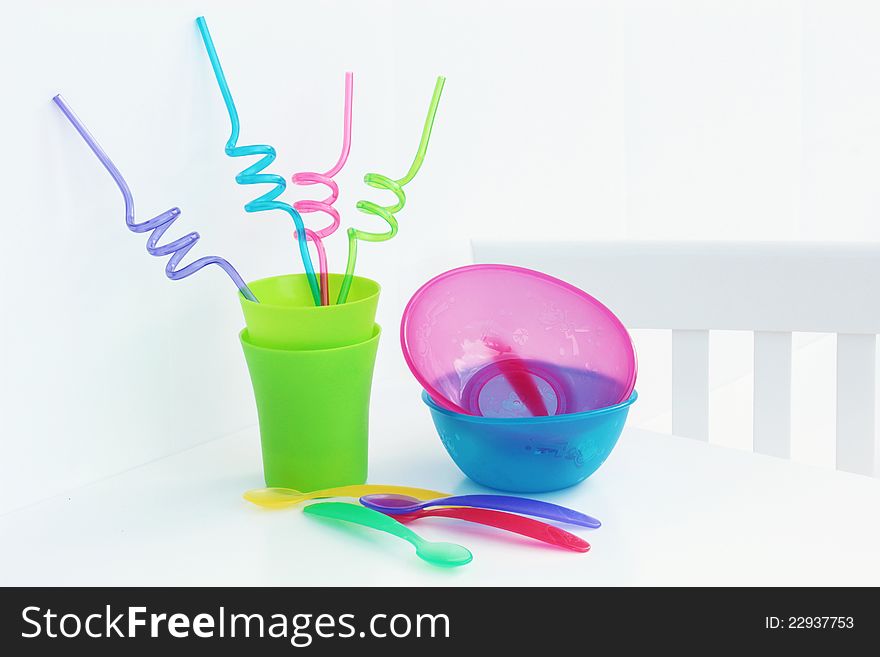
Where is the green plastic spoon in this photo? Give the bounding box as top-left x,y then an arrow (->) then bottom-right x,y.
303,502 -> 473,568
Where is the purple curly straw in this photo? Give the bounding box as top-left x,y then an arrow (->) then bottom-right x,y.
52,94 -> 257,301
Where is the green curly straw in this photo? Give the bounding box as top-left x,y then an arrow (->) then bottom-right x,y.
336,76 -> 446,304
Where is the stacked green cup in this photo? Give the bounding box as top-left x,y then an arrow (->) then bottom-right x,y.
240,273 -> 381,490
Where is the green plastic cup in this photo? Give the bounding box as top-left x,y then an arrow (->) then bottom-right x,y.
240,273 -> 380,350
240,325 -> 381,490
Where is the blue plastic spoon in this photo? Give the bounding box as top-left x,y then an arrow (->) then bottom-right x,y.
360,493 -> 601,528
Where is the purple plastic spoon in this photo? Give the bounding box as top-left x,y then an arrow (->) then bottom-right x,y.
360,494 -> 601,529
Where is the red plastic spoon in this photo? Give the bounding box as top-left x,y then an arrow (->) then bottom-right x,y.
393,507 -> 590,552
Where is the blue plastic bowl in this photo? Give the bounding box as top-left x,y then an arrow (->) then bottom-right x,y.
423,389 -> 637,493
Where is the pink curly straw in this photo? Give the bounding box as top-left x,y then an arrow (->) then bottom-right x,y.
292,72 -> 354,305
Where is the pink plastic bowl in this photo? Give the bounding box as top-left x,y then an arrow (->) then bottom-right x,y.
400,264 -> 637,418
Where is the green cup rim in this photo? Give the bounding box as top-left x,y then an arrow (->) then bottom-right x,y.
239,273 -> 381,312
240,324 -> 382,354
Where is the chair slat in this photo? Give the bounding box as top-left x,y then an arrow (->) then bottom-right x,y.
753,331 -> 792,458
836,334 -> 876,476
672,330 -> 709,441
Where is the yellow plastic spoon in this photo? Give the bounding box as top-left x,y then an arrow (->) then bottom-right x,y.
244,484 -> 450,509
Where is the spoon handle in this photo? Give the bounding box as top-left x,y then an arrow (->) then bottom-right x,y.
303,502 -> 424,548
429,495 -> 601,528
400,508 -> 590,552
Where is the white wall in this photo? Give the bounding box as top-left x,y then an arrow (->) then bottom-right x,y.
1,0 -> 400,514
3,0 -> 880,514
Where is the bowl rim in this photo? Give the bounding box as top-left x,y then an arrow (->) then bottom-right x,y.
421,388 -> 638,425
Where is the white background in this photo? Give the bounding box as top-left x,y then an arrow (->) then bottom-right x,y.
2,0 -> 880,516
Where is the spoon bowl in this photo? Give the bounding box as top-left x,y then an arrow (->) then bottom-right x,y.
244,487 -> 307,508
414,541 -> 474,567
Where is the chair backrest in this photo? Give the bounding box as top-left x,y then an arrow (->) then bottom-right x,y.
472,240 -> 880,476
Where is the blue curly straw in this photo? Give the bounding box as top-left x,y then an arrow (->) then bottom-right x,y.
196,16 -> 321,305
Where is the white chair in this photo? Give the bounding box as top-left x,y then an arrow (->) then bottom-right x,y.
471,240 -> 880,476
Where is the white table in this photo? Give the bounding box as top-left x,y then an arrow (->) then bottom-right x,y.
2,388 -> 879,586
